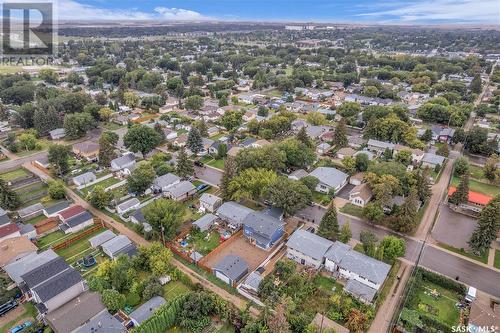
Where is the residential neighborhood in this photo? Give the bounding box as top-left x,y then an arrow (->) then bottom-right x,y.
0,15 -> 499,333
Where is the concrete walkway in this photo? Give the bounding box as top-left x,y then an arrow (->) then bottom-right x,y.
487,247 -> 496,267
24,162 -> 260,317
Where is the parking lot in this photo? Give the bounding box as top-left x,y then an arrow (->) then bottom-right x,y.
432,205 -> 478,250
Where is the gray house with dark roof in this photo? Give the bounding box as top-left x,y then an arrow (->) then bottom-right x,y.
216,201 -> 254,229
59,211 -> 93,234
43,201 -> 71,217
151,173 -> 180,193
308,167 -> 349,194
213,255 -> 248,286
286,229 -> 333,268
129,296 -> 166,327
242,212 -> 284,250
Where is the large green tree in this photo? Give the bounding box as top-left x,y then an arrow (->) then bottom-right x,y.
378,236 -> 406,262
317,203 -> 340,241
449,172 -> 469,205
87,185 -> 113,209
221,156 -> 238,200
63,112 -> 95,139
34,106 -> 61,136
98,131 -> 119,167
187,127 -> 203,155
0,178 -> 20,210
468,196 -> 500,255
228,168 -> 277,201
48,144 -> 70,176
124,124 -> 162,155
176,148 -> 194,178
265,177 -> 312,215
333,118 -> 348,148
143,198 -> 186,240
127,161 -> 156,194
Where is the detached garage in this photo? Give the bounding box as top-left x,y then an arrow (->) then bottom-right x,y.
213,254 -> 248,286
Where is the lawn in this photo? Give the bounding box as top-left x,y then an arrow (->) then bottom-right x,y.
188,231 -> 221,255
437,242 -> 489,264
24,215 -> 47,225
451,176 -> 500,197
0,168 -> 30,182
340,203 -> 365,219
313,275 -> 343,294
0,65 -> 23,74
14,139 -> 50,157
36,230 -> 67,250
312,191 -> 332,206
414,282 -> 461,327
0,303 -> 36,333
468,165 -> 489,182
207,159 -> 225,170
163,281 -> 192,299
56,229 -> 106,260
494,250 -> 500,269
81,176 -> 122,194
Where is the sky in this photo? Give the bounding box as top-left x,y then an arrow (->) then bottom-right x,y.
16,0 -> 500,24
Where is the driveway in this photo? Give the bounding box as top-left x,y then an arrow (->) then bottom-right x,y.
336,183 -> 355,200
432,205 -> 478,250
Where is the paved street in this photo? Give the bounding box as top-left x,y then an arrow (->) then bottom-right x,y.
432,205 -> 478,250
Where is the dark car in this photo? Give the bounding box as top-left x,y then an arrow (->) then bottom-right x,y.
194,160 -> 204,167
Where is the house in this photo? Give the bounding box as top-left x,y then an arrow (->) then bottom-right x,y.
242,212 -> 285,250
164,181 -> 196,201
4,249 -> 58,284
43,201 -> 71,217
431,126 -> 455,142
60,211 -> 94,234
421,153 -> 446,169
193,214 -> 218,232
324,243 -> 390,303
241,271 -> 263,293
336,147 -> 356,159
308,167 -> 349,194
18,223 -> 36,240
367,139 -> 395,154
49,128 -> 66,140
286,229 -> 334,268
252,139 -> 271,148
130,209 -> 146,225
34,155 -> 50,169
89,230 -> 116,248
110,153 -> 136,174
240,137 -> 257,148
347,135 -> 367,149
151,173 -> 181,193
72,141 -> 100,161
173,134 -> 188,147
393,144 -> 424,164
72,309 -> 124,333
288,169 -> 308,181
0,237 -> 38,267
207,126 -> 220,137
129,296 -> 166,327
316,142 -> 332,155
199,193 -> 222,213
0,208 -> 11,227
45,292 -> 119,333
0,223 -> 21,242
227,146 -> 242,158
354,150 -> 375,161
21,256 -> 86,313
349,172 -> 365,186
116,198 -> 140,215
216,201 -> 254,229
213,254 -> 249,286
349,183 -> 373,207
162,128 -> 178,140
101,235 -> 137,259
448,187 -> 493,213
17,203 -> 44,221
72,172 -> 96,187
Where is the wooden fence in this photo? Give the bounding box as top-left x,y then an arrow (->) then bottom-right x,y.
52,220 -> 104,251
197,229 -> 243,268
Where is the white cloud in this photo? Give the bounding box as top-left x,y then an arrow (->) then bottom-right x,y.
154,7 -> 209,20
357,0 -> 499,23
52,0 -> 209,21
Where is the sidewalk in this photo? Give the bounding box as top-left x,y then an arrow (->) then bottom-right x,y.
24,162 -> 260,317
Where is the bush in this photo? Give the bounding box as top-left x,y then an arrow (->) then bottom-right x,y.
126,292 -> 141,307
48,180 -> 66,200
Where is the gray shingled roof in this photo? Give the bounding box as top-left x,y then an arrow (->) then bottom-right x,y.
0,213 -> 11,226
193,214 -> 217,232
73,310 -> 124,333
89,230 -> 116,248
73,172 -> 96,186
367,139 -> 395,150
243,272 -> 262,290
4,250 -> 58,284
111,153 -> 135,170
129,296 -> 166,325
33,268 -> 82,302
44,201 -> 71,215
200,193 -> 221,206
102,235 -> 131,255
166,181 -> 195,197
286,229 -> 334,261
214,255 -> 248,281
338,250 -> 391,285
117,198 -> 140,212
345,279 -> 377,302
21,257 -> 68,288
216,201 -> 254,225
325,241 -> 351,264
65,211 -> 93,228
18,203 -> 44,219
153,173 -> 180,190
243,211 -> 283,239
308,167 -> 348,189
422,153 -> 445,165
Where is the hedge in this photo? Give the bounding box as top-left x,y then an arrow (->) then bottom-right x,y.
417,268 -> 466,294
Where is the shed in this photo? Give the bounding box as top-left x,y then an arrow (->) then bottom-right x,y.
213,254 -> 248,285
193,214 -> 218,232
89,230 -> 116,248
101,235 -> 132,259
129,296 -> 166,327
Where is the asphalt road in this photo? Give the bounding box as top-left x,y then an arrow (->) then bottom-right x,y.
195,165 -> 223,187
0,150 -> 47,171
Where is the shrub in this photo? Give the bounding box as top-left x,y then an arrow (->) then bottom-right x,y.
126,292 -> 141,307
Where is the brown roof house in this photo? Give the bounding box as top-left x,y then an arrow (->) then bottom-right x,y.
72,141 -> 100,162
349,183 -> 373,207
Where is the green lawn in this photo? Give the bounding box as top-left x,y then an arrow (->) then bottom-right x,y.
340,203 -> 365,219
414,282 -> 461,327
163,281 -> 192,299
312,191 -> 332,206
36,230 -> 67,249
313,275 -> 343,295
81,176 -> 122,194
56,229 -> 106,260
14,139 -> 50,157
0,303 -> 36,333
494,250 -> 500,269
437,242 -> 489,264
0,168 -> 30,182
24,214 -> 47,225
451,176 -> 500,197
189,231 -> 221,255
0,65 -> 23,74
207,158 -> 225,170
469,165 -> 489,182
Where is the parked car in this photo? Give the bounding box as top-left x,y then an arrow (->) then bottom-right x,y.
10,321 -> 31,333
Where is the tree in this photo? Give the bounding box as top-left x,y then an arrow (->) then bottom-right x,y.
48,144 -> 70,176
420,129 -> 433,142
452,128 -> 466,144
18,132 -> 39,151
128,161 -> 156,194
265,177 -> 312,215
436,143 -> 449,157
87,185 -> 113,209
221,156 -> 237,200
339,222 -> 352,243
124,91 -> 139,108
454,156 -> 470,177
124,124 -> 162,155
395,150 -> 412,166
220,110 -> 243,132
333,118 -> 348,148
300,176 -> 319,192
99,107 -> 113,122
176,148 -> 194,178
355,153 -> 369,172
363,202 -> 385,224
379,236 -> 406,262
16,103 -> 36,129
187,127 -> 203,155
391,188 -> 419,233
267,302 -> 291,333
229,168 -> 278,201
346,309 -> 368,333
193,119 -> 208,137
184,95 -> 204,111
101,289 -> 125,313
318,203 -> 340,241
468,196 -> 500,255
98,131 -> 118,167
296,126 -> 313,148
483,155 -> 499,183
48,180 -> 66,200
363,85 -> 379,97
470,74 -> 482,94
449,173 -> 469,205
342,156 -> 356,174
0,178 -> 20,210
416,167 -> 432,202
360,230 -> 377,257
39,68 -> 58,84
143,198 -> 185,240
306,111 -> 327,126
279,139 -> 316,170
33,106 -> 60,136
63,112 -> 94,139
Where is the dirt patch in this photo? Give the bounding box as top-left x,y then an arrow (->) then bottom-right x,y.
0,304 -> 25,330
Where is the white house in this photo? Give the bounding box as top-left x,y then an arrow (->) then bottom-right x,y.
199,193 -> 222,213
308,167 -> 349,194
116,198 -> 140,215
286,229 -> 333,269
348,183 -> 373,207
110,153 -> 136,174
